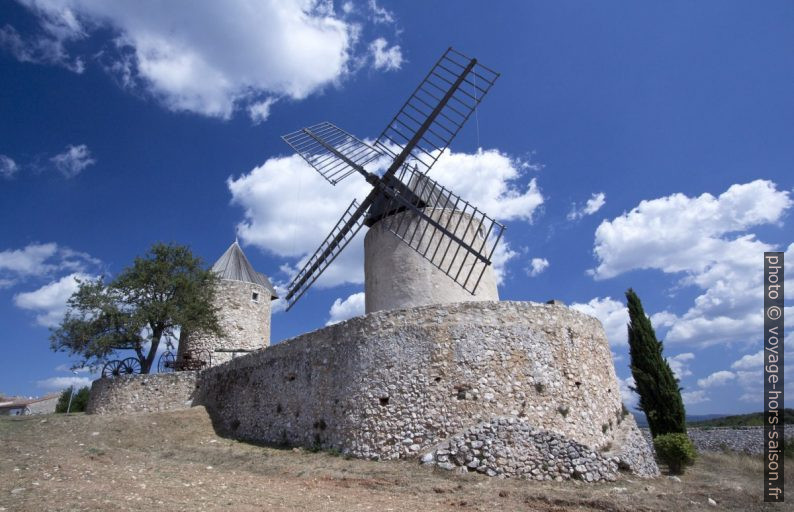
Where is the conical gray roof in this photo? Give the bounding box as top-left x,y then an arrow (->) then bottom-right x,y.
212,241 -> 277,299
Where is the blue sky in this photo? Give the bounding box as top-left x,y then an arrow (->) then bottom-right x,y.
0,1 -> 791,414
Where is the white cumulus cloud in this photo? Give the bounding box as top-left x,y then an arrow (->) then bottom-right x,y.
671,344 -> 794,409
526,257 -> 549,277
567,192 -> 605,220
14,272 -> 92,327
590,180 -> 792,348
55,364 -> 92,373
618,375 -> 638,409
326,291 -> 365,325
369,37 -> 402,71
570,296 -> 628,347
50,144 -> 95,178
228,154 -> 371,289
0,242 -> 59,278
681,389 -> 709,406
727,347 -> 794,405
666,352 -> 695,379
696,370 -> 736,388
490,240 -> 518,286
0,154 -> 18,179
36,375 -> 92,391
592,180 -> 791,279
0,242 -> 100,288
0,20 -> 85,73
731,350 -> 764,371
368,0 -> 395,24
247,98 -> 276,125
10,0 -> 377,119
428,149 -> 544,222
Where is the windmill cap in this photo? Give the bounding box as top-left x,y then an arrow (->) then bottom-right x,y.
212,241 -> 278,299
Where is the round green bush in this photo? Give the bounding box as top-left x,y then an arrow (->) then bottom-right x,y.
653,433 -> 697,474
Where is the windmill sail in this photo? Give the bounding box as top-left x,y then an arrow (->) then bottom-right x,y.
282,122 -> 386,185
374,47 -> 499,176
285,198 -> 372,309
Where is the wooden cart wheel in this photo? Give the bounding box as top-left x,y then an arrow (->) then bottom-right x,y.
121,357 -> 142,375
158,351 -> 175,373
102,359 -> 124,378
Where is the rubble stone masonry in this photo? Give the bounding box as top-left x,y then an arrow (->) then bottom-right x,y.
195,301 -> 658,480
88,301 -> 658,480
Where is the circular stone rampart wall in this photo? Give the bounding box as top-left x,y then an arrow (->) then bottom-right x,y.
86,372 -> 199,415
196,301 -> 629,460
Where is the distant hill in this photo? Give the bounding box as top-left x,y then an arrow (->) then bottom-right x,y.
633,409 -> 794,428
686,414 -> 731,425
632,412 -> 648,426
688,409 -> 794,427
632,412 -> 726,427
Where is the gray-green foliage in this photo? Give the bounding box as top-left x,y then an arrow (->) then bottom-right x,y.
50,243 -> 222,373
653,433 -> 696,474
55,386 -> 90,413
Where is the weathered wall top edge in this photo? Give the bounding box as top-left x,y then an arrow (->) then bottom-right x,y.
204,299 -> 606,374
285,299 -> 603,340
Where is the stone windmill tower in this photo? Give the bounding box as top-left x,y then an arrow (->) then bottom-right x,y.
177,240 -> 277,366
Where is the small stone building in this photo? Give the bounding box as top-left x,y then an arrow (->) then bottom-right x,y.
177,240 -> 277,366
0,393 -> 59,415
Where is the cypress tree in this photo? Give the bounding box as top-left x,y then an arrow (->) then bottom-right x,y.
626,288 -> 687,437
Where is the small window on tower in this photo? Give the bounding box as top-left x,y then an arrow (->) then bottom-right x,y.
252,292 -> 259,302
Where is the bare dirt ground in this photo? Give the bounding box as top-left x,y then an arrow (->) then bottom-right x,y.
1,407 -> 789,511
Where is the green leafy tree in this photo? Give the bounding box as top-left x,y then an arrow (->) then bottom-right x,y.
626,288 -> 687,437
51,243 -> 222,373
55,386 -> 91,413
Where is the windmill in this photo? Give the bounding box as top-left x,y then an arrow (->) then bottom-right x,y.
281,47 -> 503,311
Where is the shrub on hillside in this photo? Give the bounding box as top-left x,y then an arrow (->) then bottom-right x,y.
56,386 -> 91,413
653,433 -> 696,474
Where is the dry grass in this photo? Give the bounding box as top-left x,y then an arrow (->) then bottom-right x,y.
0,407 -> 789,511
